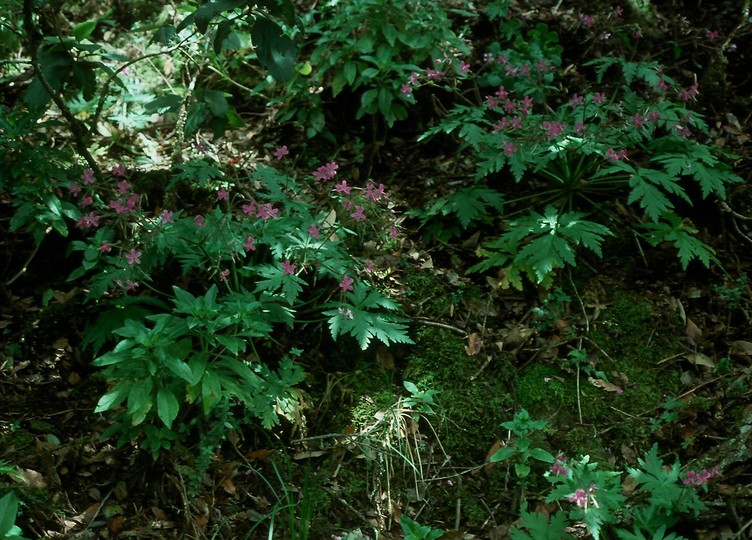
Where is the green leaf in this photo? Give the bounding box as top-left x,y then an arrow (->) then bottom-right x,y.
94,384 -> 130,413
157,387 -> 180,428
528,447 -> 556,463
0,492 -> 19,537
252,16 -> 296,82
490,446 -> 517,462
515,462 -> 531,477
201,368 -> 222,414
73,19 -> 97,42
511,510 -> 573,540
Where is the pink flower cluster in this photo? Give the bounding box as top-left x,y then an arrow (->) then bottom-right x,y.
568,484 -> 598,509
683,467 -> 719,487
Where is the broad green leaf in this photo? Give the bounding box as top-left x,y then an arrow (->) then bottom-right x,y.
157,387 -> 180,428
73,20 -> 97,42
0,492 -> 19,536
489,446 -> 517,462
94,384 -> 130,413
252,16 -> 296,82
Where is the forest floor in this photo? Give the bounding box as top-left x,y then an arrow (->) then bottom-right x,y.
2,1 -> 752,538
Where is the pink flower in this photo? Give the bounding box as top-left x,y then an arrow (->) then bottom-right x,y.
425,68 -> 444,81
80,195 -> 93,208
219,269 -> 230,281
242,201 -> 257,216
364,182 -> 386,202
111,163 -> 125,177
542,121 -> 566,139
535,59 -> 549,72
388,226 -> 399,239
684,467 -> 719,486
110,198 -> 127,213
568,489 -> 587,507
217,188 -> 229,201
243,235 -> 256,252
99,242 -> 112,253
678,83 -> 699,102
273,145 -> 289,160
631,113 -> 647,128
76,212 -> 100,229
550,461 -> 568,477
161,209 -> 174,224
195,214 -> 205,227
458,60 -> 471,74
613,5 -> 623,17
409,72 -> 419,85
592,92 -> 606,103
706,30 -> 720,41
582,14 -> 595,27
307,223 -> 320,239
335,180 -> 351,195
81,169 -> 95,185
495,86 -> 509,100
125,194 -> 139,213
339,275 -> 354,293
256,203 -> 278,221
281,260 -> 296,275
117,180 -> 131,194
126,248 -> 141,265
569,93 -> 584,107
503,142 -> 517,157
313,162 -> 338,181
400,84 -> 412,97
350,205 -> 366,222
574,121 -> 586,134
485,95 -> 499,109
70,182 -> 82,197
605,148 -> 628,162
519,95 -> 534,113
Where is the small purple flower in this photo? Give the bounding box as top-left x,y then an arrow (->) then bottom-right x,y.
281,260 -> 296,275
339,275 -> 354,293
126,248 -> 141,265
274,145 -> 289,160
243,201 -> 257,216
335,180 -> 351,195
216,188 -> 229,202
256,203 -> 278,221
350,205 -> 366,222
81,168 -> 95,185
117,180 -> 131,194
243,235 -> 256,252
307,223 -> 320,239
161,209 -> 174,224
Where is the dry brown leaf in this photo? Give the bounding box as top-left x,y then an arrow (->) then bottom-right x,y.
588,377 -> 623,393
483,440 -> 502,473
21,469 -> 47,488
465,333 -> 481,356
730,340 -> 752,358
685,317 -> 703,345
684,353 -> 715,369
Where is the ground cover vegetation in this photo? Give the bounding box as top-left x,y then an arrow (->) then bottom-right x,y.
1,0 -> 751,537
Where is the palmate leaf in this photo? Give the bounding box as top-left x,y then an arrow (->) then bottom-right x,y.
511,510 -> 573,540
323,282 -> 412,349
640,213 -> 718,269
511,207 -> 613,282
